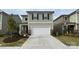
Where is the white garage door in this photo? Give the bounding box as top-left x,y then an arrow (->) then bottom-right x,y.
31,28 -> 50,35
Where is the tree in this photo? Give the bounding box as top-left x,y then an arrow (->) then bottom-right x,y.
7,15 -> 17,38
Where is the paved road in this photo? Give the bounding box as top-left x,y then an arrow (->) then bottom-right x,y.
21,35 -> 67,49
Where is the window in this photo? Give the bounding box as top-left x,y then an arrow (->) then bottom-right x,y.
42,13 -> 49,20
65,17 -> 67,20
32,13 -> 39,20
25,18 -> 28,21
33,13 -> 37,19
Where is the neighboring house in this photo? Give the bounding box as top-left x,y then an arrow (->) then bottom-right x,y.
53,15 -> 68,34
19,11 -> 54,35
0,10 -> 22,34
0,11 -> 10,34
53,9 -> 79,35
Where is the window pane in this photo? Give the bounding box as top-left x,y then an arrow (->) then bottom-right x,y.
25,18 -> 27,21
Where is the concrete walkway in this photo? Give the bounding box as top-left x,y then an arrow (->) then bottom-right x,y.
21,35 -> 67,49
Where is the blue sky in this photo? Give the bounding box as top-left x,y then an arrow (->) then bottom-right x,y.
2,9 -> 76,19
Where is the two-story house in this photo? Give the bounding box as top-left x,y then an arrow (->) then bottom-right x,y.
0,11 -> 10,34
53,15 -> 68,35
19,10 -> 54,36
53,9 -> 79,35
0,10 -> 22,34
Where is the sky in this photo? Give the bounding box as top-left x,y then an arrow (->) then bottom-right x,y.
0,0 -> 78,20
1,9 -> 76,19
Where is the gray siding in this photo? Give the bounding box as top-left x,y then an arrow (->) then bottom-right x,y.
1,13 -> 9,34
54,17 -> 64,25
0,13 -> 2,30
77,24 -> 79,30
77,13 -> 79,23
0,13 -> 22,34
69,13 -> 77,23
22,16 -> 28,23
12,15 -> 22,26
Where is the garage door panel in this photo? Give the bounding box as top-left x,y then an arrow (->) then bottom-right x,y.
31,28 -> 50,35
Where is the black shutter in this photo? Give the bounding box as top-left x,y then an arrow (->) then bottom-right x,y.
42,13 -> 44,20
48,14 -> 49,20
37,13 -> 39,20
32,13 -> 33,20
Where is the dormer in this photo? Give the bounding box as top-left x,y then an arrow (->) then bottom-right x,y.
21,15 -> 28,23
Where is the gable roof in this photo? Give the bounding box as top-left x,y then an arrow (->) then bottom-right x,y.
0,11 -> 9,16
53,9 -> 78,22
68,9 -> 79,16
53,15 -> 68,22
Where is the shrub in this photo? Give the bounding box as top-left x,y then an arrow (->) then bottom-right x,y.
0,34 -> 5,37
73,30 -> 79,37
74,30 -> 79,34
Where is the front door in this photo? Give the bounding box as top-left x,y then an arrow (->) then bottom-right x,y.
22,25 -> 28,34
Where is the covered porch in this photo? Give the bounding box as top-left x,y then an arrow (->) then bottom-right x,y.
63,22 -> 76,34
19,24 -> 28,36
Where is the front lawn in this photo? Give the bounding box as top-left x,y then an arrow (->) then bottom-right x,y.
0,36 -> 28,47
55,35 -> 79,46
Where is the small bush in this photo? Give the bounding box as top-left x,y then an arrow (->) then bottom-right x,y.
73,30 -> 79,37
0,34 -> 5,37
74,30 -> 79,34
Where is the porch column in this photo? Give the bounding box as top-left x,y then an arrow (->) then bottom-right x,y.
75,24 -> 77,30
19,24 -> 22,35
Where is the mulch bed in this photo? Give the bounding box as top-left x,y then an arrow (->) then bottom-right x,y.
3,36 -> 22,43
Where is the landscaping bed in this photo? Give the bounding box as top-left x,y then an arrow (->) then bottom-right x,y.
1,38 -> 27,47
3,36 -> 22,43
55,35 -> 79,46
0,35 -> 29,47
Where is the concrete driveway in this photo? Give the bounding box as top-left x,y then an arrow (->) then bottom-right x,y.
21,35 -> 67,49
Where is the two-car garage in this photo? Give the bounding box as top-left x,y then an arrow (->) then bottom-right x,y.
29,22 -> 53,35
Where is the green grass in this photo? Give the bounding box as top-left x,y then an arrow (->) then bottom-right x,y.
0,37 -> 27,47
55,35 -> 79,46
